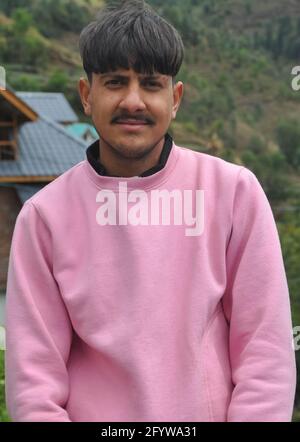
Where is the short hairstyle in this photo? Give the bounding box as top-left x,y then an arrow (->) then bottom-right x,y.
79,0 -> 184,86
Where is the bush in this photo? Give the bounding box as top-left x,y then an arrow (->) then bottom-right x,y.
9,74 -> 44,91
0,351 -> 10,422
277,118 -> 300,170
45,69 -> 69,92
241,150 -> 291,202
277,221 -> 300,420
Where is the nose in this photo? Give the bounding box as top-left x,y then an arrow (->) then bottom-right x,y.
118,85 -> 147,113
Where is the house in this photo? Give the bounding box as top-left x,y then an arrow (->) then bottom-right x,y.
16,92 -> 98,142
0,85 -> 90,293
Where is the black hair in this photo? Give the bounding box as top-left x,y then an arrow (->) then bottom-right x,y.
79,0 -> 184,86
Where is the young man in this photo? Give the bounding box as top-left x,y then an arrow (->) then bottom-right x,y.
5,0 -> 296,422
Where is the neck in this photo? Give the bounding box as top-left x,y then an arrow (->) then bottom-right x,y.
98,137 -> 165,178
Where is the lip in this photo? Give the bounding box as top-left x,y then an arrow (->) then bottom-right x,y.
116,122 -> 149,132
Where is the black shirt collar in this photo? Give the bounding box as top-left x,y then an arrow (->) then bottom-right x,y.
86,133 -> 173,178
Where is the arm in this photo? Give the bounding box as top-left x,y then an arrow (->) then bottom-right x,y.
222,167 -> 297,422
5,201 -> 73,421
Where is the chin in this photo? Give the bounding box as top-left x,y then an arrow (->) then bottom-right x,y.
113,142 -> 156,159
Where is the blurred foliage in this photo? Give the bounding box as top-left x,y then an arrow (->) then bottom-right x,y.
277,119 -> 300,171
240,150 -> 292,203
278,213 -> 300,419
0,351 -> 10,421
45,69 -> 69,92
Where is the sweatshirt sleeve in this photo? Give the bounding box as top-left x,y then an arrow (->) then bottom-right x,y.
5,201 -> 73,422
222,167 -> 297,422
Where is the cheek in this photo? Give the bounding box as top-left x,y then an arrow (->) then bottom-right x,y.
90,93 -> 116,116
91,105 -> 110,123
155,105 -> 173,123
153,95 -> 174,117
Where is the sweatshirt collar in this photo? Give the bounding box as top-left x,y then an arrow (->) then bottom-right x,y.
86,133 -> 173,178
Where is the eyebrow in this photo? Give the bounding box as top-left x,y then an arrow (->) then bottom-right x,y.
100,73 -> 166,81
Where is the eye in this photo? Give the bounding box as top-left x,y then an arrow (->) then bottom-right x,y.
145,81 -> 161,88
105,80 -> 123,87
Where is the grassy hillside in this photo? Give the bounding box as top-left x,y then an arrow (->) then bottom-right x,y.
1,0 -> 300,155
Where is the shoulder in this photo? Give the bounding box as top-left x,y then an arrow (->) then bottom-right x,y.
174,143 -> 249,183
24,160 -> 86,208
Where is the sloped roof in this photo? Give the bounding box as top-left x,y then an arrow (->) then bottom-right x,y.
0,86 -> 38,122
66,122 -> 98,139
0,115 -> 88,178
16,92 -> 79,124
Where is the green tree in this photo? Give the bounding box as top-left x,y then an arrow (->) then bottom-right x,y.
11,8 -> 32,34
264,22 -> 274,52
31,0 -> 90,38
0,351 -> 10,421
46,69 -> 68,92
277,218 -> 300,420
277,119 -> 300,170
241,150 -> 291,202
9,8 -> 34,64
0,36 -> 8,59
10,74 -> 43,91
0,0 -> 29,16
246,135 -> 265,155
274,16 -> 291,59
23,28 -> 48,66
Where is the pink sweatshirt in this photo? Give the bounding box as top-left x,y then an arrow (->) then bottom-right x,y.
5,141 -> 296,422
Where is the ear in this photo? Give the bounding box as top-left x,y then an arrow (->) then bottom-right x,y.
78,77 -> 92,116
171,81 -> 184,120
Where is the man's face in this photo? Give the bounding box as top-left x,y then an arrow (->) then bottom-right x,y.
79,68 -> 183,160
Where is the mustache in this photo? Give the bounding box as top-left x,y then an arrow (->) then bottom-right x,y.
112,115 -> 154,125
